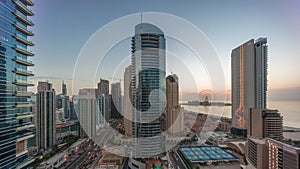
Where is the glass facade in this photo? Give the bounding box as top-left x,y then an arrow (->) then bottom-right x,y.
0,0 -> 34,168
131,23 -> 166,157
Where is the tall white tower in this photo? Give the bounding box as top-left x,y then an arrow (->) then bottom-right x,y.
131,23 -> 166,157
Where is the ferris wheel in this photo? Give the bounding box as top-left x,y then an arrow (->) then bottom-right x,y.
199,90 -> 216,106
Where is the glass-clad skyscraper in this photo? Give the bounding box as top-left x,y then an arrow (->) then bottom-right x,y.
0,0 -> 35,168
231,38 -> 268,137
131,23 -> 166,157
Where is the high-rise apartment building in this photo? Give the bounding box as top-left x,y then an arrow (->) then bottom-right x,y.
69,96 -> 78,120
247,108 -> 283,169
166,74 -> 183,135
124,66 -> 132,136
78,89 -> 97,138
247,137 -> 268,169
62,81 -> 67,95
248,108 -> 283,140
56,82 -> 70,119
0,0 -> 35,167
267,138 -> 300,169
246,137 -> 300,169
97,79 -> 110,122
37,82 -> 56,151
111,82 -> 122,119
131,23 -> 166,157
231,38 -> 268,137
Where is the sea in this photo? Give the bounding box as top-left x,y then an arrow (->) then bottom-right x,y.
182,100 -> 300,129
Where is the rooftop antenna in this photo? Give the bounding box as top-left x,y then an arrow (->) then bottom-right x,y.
139,12 -> 143,32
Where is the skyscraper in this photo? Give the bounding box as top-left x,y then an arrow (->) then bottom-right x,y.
97,79 -> 110,122
131,23 -> 166,157
62,81 -> 67,95
111,82 -> 122,119
124,66 -> 132,136
69,96 -> 78,120
166,74 -> 183,135
56,81 -> 70,119
78,89 -> 97,138
37,82 -> 56,150
0,0 -> 35,168
231,38 -> 268,136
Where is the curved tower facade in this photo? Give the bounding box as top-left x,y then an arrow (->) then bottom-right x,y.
131,23 -> 166,157
0,0 -> 35,168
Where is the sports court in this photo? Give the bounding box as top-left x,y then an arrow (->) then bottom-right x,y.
179,146 -> 239,162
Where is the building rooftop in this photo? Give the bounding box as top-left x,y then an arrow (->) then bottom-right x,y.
269,137 -> 300,149
249,137 -> 266,145
179,146 -> 239,163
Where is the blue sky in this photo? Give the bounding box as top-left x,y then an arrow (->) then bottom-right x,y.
29,0 -> 300,99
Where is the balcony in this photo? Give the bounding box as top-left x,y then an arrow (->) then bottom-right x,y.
13,11 -> 34,26
17,130 -> 34,141
16,124 -> 34,131
14,79 -> 34,86
13,23 -> 34,36
24,0 -> 34,6
13,56 -> 34,66
16,150 -> 28,158
16,157 -> 35,169
16,112 -> 34,119
16,133 -> 34,142
16,91 -> 34,97
13,45 -> 34,56
14,68 -> 34,76
14,34 -> 34,46
13,0 -> 34,16
16,102 -> 33,108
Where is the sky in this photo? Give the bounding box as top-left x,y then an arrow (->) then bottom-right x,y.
28,0 -> 300,100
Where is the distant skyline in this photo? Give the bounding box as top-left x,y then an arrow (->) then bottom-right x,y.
29,0 -> 300,100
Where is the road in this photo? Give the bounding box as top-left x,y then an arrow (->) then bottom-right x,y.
77,147 -> 101,169
94,128 -> 114,147
66,150 -> 89,169
122,158 -> 129,169
62,128 -> 113,169
169,149 -> 187,169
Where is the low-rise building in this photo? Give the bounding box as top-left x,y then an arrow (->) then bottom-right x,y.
96,150 -> 124,169
56,120 -> 79,144
178,145 -> 240,169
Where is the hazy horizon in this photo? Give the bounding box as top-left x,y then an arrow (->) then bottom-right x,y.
28,0 -> 300,102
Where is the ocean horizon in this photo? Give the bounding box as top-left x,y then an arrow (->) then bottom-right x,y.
182,100 -> 300,129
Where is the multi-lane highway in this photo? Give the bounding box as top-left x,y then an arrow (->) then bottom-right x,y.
168,149 -> 187,169
65,128 -> 113,169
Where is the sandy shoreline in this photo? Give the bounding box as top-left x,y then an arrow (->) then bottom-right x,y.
283,126 -> 300,131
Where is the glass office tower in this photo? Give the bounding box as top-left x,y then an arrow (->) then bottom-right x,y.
131,23 -> 166,157
0,0 -> 35,168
